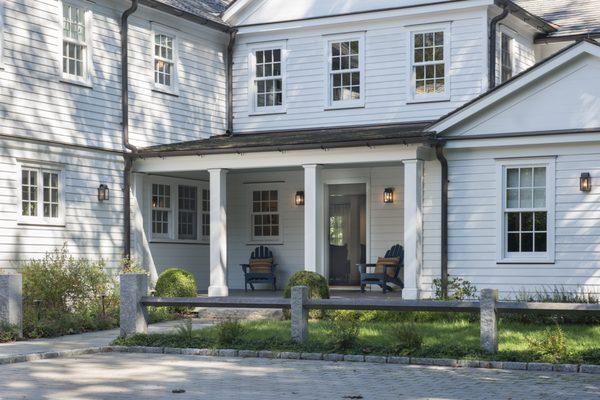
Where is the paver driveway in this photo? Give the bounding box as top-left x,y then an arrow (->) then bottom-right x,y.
0,353 -> 598,400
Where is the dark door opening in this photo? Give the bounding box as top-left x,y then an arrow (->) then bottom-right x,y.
328,184 -> 366,286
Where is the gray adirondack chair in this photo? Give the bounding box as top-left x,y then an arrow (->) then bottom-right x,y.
241,245 -> 277,291
357,244 -> 404,293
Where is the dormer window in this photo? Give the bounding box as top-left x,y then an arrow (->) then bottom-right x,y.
500,32 -> 514,83
409,25 -> 450,102
325,33 -> 365,109
249,42 -> 286,114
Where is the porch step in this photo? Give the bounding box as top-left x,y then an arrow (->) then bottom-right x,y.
196,307 -> 284,321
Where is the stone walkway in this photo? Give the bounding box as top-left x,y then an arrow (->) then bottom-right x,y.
0,319 -> 210,359
0,352 -> 599,400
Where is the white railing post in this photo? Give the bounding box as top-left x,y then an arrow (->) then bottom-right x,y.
0,273 -> 23,338
291,286 -> 309,343
120,273 -> 149,337
480,288 -> 499,353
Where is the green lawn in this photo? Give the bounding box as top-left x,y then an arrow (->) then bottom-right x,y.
113,318 -> 600,365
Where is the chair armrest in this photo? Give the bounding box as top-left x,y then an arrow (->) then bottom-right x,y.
271,263 -> 278,273
241,264 -> 250,273
357,263 -> 376,274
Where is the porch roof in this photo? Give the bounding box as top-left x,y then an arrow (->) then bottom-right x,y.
140,121 -> 433,157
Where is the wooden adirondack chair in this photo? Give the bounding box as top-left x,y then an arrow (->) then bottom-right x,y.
357,244 -> 404,293
240,245 -> 277,291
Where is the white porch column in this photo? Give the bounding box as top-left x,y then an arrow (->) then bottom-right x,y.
303,164 -> 323,274
402,159 -> 424,300
208,168 -> 229,297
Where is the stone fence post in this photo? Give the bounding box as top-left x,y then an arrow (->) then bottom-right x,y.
120,273 -> 149,338
480,288 -> 498,353
291,285 -> 308,343
0,274 -> 22,338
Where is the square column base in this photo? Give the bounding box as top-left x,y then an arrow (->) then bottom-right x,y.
208,285 -> 229,297
402,288 -> 419,300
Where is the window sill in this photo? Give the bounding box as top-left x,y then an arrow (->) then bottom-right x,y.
496,259 -> 555,265
60,77 -> 93,89
249,109 -> 287,116
18,220 -> 66,228
407,97 -> 450,105
149,240 -> 209,245
324,103 -> 365,111
152,86 -> 180,97
246,240 -> 283,246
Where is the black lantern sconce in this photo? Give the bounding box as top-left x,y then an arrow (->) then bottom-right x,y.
580,173 -> 591,192
383,187 -> 394,204
295,191 -> 305,206
98,184 -> 110,202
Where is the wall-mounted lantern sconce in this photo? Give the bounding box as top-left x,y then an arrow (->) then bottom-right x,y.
580,172 -> 592,192
98,184 -> 110,202
295,191 -> 305,206
383,187 -> 394,204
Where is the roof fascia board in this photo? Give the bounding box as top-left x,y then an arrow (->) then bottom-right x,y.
444,129 -> 600,149
494,0 -> 557,34
235,0 -> 493,34
429,41 -> 600,133
222,0 -> 262,23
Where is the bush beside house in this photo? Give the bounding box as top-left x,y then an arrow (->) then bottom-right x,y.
283,271 -> 330,319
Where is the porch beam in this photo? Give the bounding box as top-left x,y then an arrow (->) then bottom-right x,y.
402,159 -> 424,300
208,168 -> 229,297
303,164 -> 324,274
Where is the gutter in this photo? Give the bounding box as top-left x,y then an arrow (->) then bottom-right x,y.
226,30 -> 238,134
488,5 -> 509,89
535,32 -> 600,44
434,140 -> 449,299
121,0 -> 139,260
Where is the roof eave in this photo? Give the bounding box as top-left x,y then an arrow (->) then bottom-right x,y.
494,0 -> 558,34
140,0 -> 234,32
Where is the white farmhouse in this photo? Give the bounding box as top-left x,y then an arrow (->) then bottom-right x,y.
1,0 -> 599,299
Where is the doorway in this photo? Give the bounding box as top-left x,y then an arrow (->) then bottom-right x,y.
328,183 -> 367,286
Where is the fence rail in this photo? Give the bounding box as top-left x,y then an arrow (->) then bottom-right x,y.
114,274 -> 600,354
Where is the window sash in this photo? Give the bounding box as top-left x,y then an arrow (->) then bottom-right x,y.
329,40 -> 361,103
61,3 -> 88,80
153,33 -> 175,88
500,33 -> 514,83
177,185 -> 197,240
412,30 -> 446,96
20,166 -> 62,223
251,190 -> 280,239
201,188 -> 210,240
252,47 -> 284,111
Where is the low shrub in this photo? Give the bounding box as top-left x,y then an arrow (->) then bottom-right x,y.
154,268 -> 197,314
0,323 -> 20,343
216,319 -> 246,347
175,319 -> 195,346
327,319 -> 359,351
392,323 -> 423,356
526,324 -> 569,364
326,309 -> 476,324
283,271 -> 330,319
433,276 -> 477,300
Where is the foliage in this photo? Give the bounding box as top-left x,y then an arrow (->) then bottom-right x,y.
18,246 -> 119,339
526,324 -> 569,363
215,319 -> 247,347
0,323 -> 20,343
175,319 -> 195,346
391,323 -> 423,356
432,276 -> 477,300
154,268 -> 197,314
119,257 -> 147,275
327,318 -> 359,351
283,271 -> 330,319
326,309 -> 478,324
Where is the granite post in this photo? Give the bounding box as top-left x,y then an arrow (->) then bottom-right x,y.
120,273 -> 149,337
0,274 -> 22,338
291,285 -> 309,343
480,288 -> 498,353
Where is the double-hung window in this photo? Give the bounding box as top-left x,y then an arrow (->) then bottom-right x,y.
18,163 -> 64,225
153,26 -> 178,94
326,33 -> 365,108
500,32 -> 514,83
498,159 -> 555,263
151,183 -> 171,238
409,26 -> 449,101
201,189 -> 210,240
250,43 -> 285,113
61,1 -> 91,83
251,190 -> 280,241
178,185 -> 197,241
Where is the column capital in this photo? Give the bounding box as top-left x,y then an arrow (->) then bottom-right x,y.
401,159 -> 424,166
208,168 -> 229,174
302,164 -> 323,170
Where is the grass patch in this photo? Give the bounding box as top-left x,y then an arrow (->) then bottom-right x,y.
112,319 -> 600,364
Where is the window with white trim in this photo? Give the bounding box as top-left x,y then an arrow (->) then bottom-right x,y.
201,188 -> 210,240
153,30 -> 177,92
251,190 -> 280,240
409,27 -> 449,101
18,164 -> 64,225
500,32 -> 514,83
151,183 -> 171,238
326,34 -> 365,108
253,48 -> 283,110
178,185 -> 197,240
61,1 -> 91,82
498,159 -> 555,263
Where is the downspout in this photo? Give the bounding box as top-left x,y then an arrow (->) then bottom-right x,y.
488,5 -> 509,89
226,30 -> 238,134
435,140 -> 449,299
121,0 -> 139,260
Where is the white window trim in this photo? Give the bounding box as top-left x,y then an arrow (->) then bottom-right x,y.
247,185 -> 283,245
151,23 -> 180,96
323,32 -> 366,110
406,23 -> 451,103
495,157 -> 556,264
247,40 -> 287,115
498,26 -> 516,84
58,0 -> 94,87
16,161 -> 66,227
146,177 -> 208,243
201,188 -> 210,242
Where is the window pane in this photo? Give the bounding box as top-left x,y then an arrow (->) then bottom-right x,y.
506,189 -> 518,208
521,212 -> 533,231
535,233 -> 547,252
507,169 -> 519,188
534,167 -> 546,187
520,168 -> 533,187
535,212 -> 547,231
507,212 -> 519,231
521,233 -> 533,252
507,233 -> 519,252
533,188 -> 546,208
519,188 -> 533,208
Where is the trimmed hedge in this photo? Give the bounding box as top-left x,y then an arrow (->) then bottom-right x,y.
155,268 -> 197,313
283,271 -> 330,319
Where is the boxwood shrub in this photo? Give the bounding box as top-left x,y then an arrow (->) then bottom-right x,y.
283,271 -> 329,319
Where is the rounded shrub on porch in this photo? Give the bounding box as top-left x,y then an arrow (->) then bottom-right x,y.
283,271 -> 330,319
155,268 -> 197,314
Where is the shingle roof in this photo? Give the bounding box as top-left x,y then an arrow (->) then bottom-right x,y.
514,0 -> 600,38
144,0 -> 235,29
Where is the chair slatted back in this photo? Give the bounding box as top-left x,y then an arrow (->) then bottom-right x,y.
250,245 -> 273,260
384,244 -> 404,264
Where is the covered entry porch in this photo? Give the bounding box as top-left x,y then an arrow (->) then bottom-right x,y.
130,130 -> 433,300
